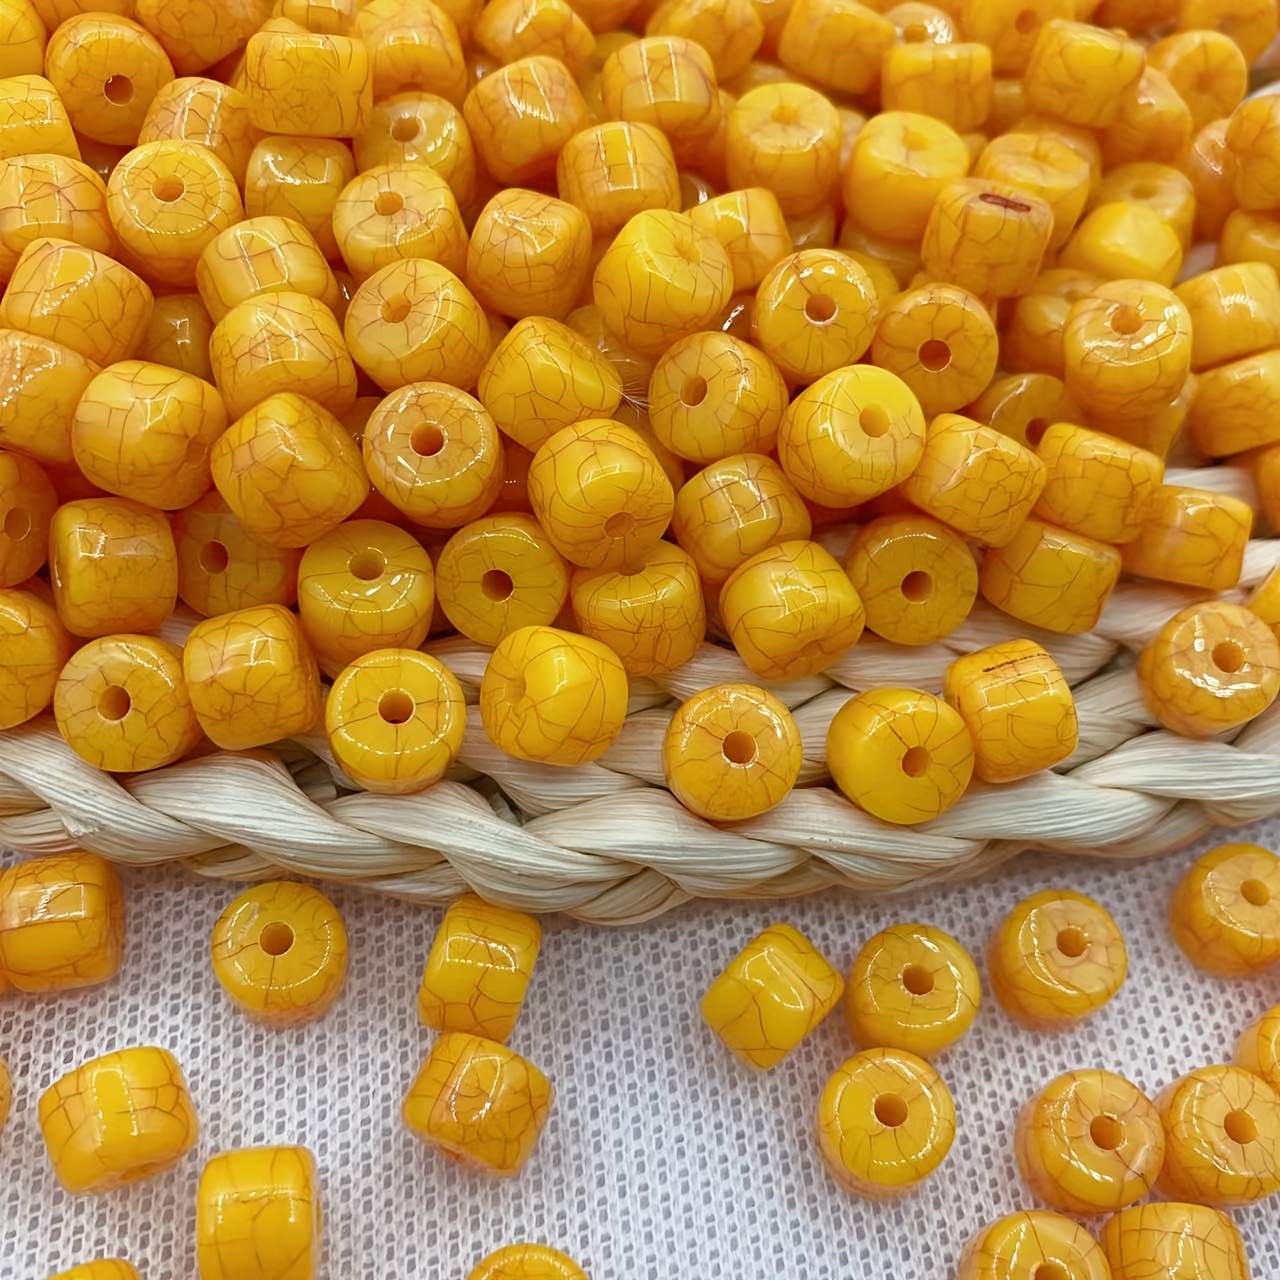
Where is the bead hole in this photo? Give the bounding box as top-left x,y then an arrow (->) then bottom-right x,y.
391,116 -> 421,143
675,237 -> 701,263
1242,878 -> 1271,907
979,192 -> 1032,213
1056,926 -> 1087,958
507,676 -> 526,703
482,569 -> 514,601
411,423 -> 445,457
681,375 -> 708,407
1025,418 -> 1048,447
3,506 -> 30,540
104,74 -> 134,105
874,1093 -> 909,1128
903,129 -> 931,151
918,339 -> 951,372
805,293 -> 837,324
860,405 -> 890,438
771,102 -> 799,125
901,571 -> 932,603
903,21 -> 929,41
1213,640 -> 1245,674
259,921 -> 295,956
382,294 -> 412,323
374,190 -> 404,216
152,176 -> 184,203
1110,304 -> 1143,336
348,549 -> 386,580
378,689 -> 415,724
98,686 -> 131,722
198,539 -> 229,574
1014,8 -> 1040,34
604,511 -> 635,539
1225,1109 -> 1257,1145
1033,1266 -> 1070,1280
1089,1114 -> 1124,1151
722,730 -> 757,766
901,746 -> 931,778
901,964 -> 934,996
1132,182 -> 1157,200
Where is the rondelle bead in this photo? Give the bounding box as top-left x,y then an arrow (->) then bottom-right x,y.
1101,1202 -> 1251,1280
844,923 -> 980,1057
1180,0 -> 1277,64
966,374 -> 1081,455
720,539 -> 864,680
356,0 -> 467,105
467,1245 -> 586,1280
647,0 -> 760,81
135,292 -> 215,383
183,603 -> 323,750
0,153 -> 113,281
0,328 -> 99,466
957,1211 -> 1112,1280
1190,348 -> 1280,458
48,1262 -> 143,1280
48,496 -> 177,637
244,135 -> 355,263
555,120 -> 679,239
0,587 -> 72,730
136,77 -> 262,186
663,683 -> 802,821
0,852 -> 123,992
39,1046 -> 198,1194
988,889 -> 1127,1030
0,448 -> 55,585
701,922 -> 842,1068
1093,162 -> 1197,252
1156,1065 -> 1280,1207
1023,20 -> 1144,130
1001,268 -> 1100,378
974,131 -> 1091,251
479,623 -> 628,766
242,28 -> 371,138
1059,201 -> 1183,287
197,1146 -> 320,1280
357,93 -> 476,206
1138,604 -> 1280,741
816,1048 -> 955,1200
883,41 -> 992,136
0,0 -> 45,79
688,187 -> 791,293
417,894 -> 542,1042
1169,843 -> 1280,978
1121,487 -> 1252,591
1178,265 -> 1280,381
53,634 -> 201,772
828,689 -> 974,827
1238,1006 -> 1280,1088
0,73 -> 78,162
211,881 -> 348,1026
402,1031 -> 553,1176
776,0 -> 893,97
1015,1069 -> 1165,1214
326,648 -> 465,794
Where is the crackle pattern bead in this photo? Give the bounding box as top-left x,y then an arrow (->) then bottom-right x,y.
0,586 -> 72,730
1101,1202 -> 1251,1280
957,1211 -> 1112,1280
467,1245 -> 587,1280
1169,843 -> 1280,978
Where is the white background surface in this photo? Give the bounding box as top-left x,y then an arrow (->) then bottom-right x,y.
2,829 -> 1279,1280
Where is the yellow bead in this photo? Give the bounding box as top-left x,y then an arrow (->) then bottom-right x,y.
211,392 -> 368,548
1000,268 -> 1100,378
0,73 -> 79,162
1169,843 -> 1280,978
958,1212 -> 1112,1280
1101,1202 -> 1251,1280
1181,0 -> 1278,68
48,1262 -> 143,1280
844,922 -> 980,1056
1,237 -> 153,367
1021,18 -> 1142,129
0,585 -> 72,729
776,0 -> 893,96
974,131 -> 1090,251
1091,162 -> 1195,254
1098,66 -> 1193,171
1156,1065 -> 1280,1207
133,0 -> 264,77
0,153 -> 113,282
354,93 -> 476,211
943,638 -> 1076,784
0,0 -> 45,79
417,894 -> 542,1041
183,603 -> 323,750
0,328 -> 98,466
244,135 -> 354,263
1121,486 -> 1252,591
136,78 -> 262,187
39,1046 -> 198,1194
403,1030 -> 553,1176
480,623 -> 628,765
1148,31 -> 1246,133
0,852 -> 123,992
965,375 -> 1076,455
0,448 -> 54,586
701,922 -> 842,1068
242,28 -> 370,138
467,1245 -> 585,1280
1192,121 -> 1238,245
136,291 -> 214,383
882,42 -> 992,135
1178,262 -> 1280,385
475,0 -> 593,73
210,881 -> 347,1026
988,889 -> 1126,1029
1238,1006 -> 1280,1089
1194,349 -> 1280,460
646,0 -> 760,80
355,0 -> 467,105
197,1145 -> 320,1280
687,187 -> 790,293
1058,201 -> 1183,287
816,1047 -> 955,1199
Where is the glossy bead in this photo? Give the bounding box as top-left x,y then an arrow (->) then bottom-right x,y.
47,1263 -> 144,1280
467,1246 -> 585,1280
356,0 -> 467,105
687,188 -> 790,295
480,623 -> 628,765
1238,1006 -> 1280,1089
0,448 -> 54,585
196,1145 -> 320,1280
1146,32 -> 1244,134
0,0 -> 44,79
211,392 -> 367,548
647,0 -> 759,81
943,639 -> 1076,784
0,852 -> 123,992
701,922 -> 842,1068
1099,66 -> 1193,171
0,73 -> 78,161
0,154 -> 113,282
882,42 -> 992,136
136,79 -> 261,186
1194,0 -> 1279,70
243,135 -> 355,263
210,881 -> 347,1026
1,237 -> 153,367
135,292 -> 214,384
776,0 -> 892,96
0,328 -> 98,466
1021,18 -> 1142,129
1169,843 -> 1280,978
1100,1202 -> 1251,1280
344,258 -> 491,393
958,1212 -> 1112,1280
1001,268 -> 1099,379
816,1047 -> 955,1199
183,602 -> 323,750
242,29 -> 370,138
1178,264 -> 1280,387
1091,163 -> 1194,255
557,122 -> 677,244
417,894 -> 542,1041
1059,202 -> 1183,289
988,889 -> 1126,1029
974,131 -> 1090,252
0,586 -> 72,729
1121,486 -> 1252,591
1194,351 -> 1280,462
1190,121 -> 1237,245
354,94 -> 475,210
475,0 -> 593,74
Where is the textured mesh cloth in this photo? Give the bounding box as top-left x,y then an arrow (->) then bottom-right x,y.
3,826 -> 1280,1279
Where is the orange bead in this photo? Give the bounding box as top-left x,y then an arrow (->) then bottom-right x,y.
242,28 -> 371,139
136,291 -> 214,383
959,1211 -> 1112,1280
1191,121 -> 1237,245
244,135 -> 355,264
0,328 -> 97,467
1091,162 -> 1195,252
136,77 -> 262,187
356,0 -> 467,106
1121,485 -> 1252,591
0,153 -> 113,283
556,121 -> 678,240
776,0 -> 893,97
475,0 -> 594,74
882,42 -> 992,136
0,447 -> 55,586
974,131 -> 1090,251
0,585 -> 71,729
1170,842 -> 1280,978
1178,0 -> 1277,66
0,73 -> 79,162
1000,268 -> 1100,378
353,93 -> 476,210
965,372 -> 1080,452
1021,18 -> 1143,129
687,187 -> 792,293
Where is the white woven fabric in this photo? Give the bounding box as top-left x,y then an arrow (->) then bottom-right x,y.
2,828 -> 1280,1279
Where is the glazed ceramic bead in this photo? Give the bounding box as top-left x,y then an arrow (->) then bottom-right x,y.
136,78 -> 261,186
241,28 -> 370,138
687,188 -> 790,294
1147,32 -> 1245,134
403,1031 -> 553,1176
1001,269 -> 1100,378
210,881 -> 348,1025
0,587 -> 72,729
557,123 -> 678,245
48,496 -> 177,637
776,0 -> 893,96
0,154 -> 113,282
1091,163 -> 1195,254
1,238 -> 153,367
1098,66 -> 1193,171
53,634 -> 201,772
974,132 -> 1091,252
1015,1070 -> 1164,1215
211,392 -> 367,548
882,42 -> 992,136
1190,350 -> 1280,458
354,94 -> 476,210
701,923 -> 842,1068
957,1212 -> 1112,1280
0,0 -> 45,78
197,1146 -> 320,1280
417,894 -> 542,1041
467,1245 -> 586,1280
1189,122 -> 1237,246
1101,1202 -> 1250,1280
356,0 -> 466,104
1021,19 -> 1142,129
183,603 -> 323,750
136,292 -> 215,383
1169,843 -> 1280,978
1122,487 -> 1252,591
720,539 -> 864,681
988,889 -> 1127,1030
243,135 -> 354,263
844,923 -> 980,1056
474,0 -> 592,75
1156,1065 -> 1280,1207
817,1047 -> 955,1199
0,852 -> 123,992
480,623 -> 627,765
48,1263 -> 143,1280
0,449 -> 54,585
0,328 -> 99,465
39,1046 -> 198,1194
344,258 -> 491,393
0,73 -> 78,161
1238,1006 -> 1280,1088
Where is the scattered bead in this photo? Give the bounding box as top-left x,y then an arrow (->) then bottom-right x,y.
1101,1201 -> 1251,1280
467,1245 -> 587,1280
956,1210 -> 1112,1280
1169,843 -> 1280,978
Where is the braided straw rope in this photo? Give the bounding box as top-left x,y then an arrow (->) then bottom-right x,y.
2,528 -> 1279,924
